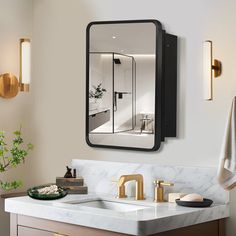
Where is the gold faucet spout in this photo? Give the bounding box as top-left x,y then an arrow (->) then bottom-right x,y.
117,174 -> 145,200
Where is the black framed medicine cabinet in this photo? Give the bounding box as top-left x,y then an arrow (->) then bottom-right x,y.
86,19 -> 177,151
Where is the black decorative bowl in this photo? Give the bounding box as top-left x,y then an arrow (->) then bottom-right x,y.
176,198 -> 213,207
27,184 -> 68,200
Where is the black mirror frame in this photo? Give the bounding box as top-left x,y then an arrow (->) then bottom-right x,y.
86,19 -> 164,152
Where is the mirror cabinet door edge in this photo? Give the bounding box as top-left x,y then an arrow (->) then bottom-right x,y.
86,19 -> 177,151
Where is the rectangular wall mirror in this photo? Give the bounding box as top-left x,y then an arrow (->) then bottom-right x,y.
86,20 -> 177,151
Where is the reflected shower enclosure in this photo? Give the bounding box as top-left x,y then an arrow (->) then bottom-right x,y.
86,20 -> 158,150
89,52 -> 136,134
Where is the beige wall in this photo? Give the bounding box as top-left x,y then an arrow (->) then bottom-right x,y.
0,0 -> 33,235
1,0 -> 236,235
31,1 -> 236,235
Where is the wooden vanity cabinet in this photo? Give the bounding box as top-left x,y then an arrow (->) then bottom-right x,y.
18,226 -> 53,236
11,214 -> 225,236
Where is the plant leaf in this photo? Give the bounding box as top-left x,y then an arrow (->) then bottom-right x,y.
27,143 -> 34,150
0,180 -> 23,190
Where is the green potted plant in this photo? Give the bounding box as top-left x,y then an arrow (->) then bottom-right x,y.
0,127 -> 33,190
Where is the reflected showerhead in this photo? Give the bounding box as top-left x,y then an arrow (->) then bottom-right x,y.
113,58 -> 121,64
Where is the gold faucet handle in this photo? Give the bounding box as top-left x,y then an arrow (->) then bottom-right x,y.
111,178 -> 127,198
153,180 -> 174,202
153,180 -> 163,186
153,180 -> 174,187
161,182 -> 174,187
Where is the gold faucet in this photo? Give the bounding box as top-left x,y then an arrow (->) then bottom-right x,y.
117,174 -> 145,200
153,180 -> 174,202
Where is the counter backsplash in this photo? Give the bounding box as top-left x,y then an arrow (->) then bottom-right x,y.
72,159 -> 229,204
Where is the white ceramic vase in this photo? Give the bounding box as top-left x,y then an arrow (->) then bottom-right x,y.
89,98 -> 101,110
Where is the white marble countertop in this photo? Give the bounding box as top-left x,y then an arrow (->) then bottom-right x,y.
5,193 -> 229,235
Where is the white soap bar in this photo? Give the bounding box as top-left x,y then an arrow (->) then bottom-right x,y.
180,193 -> 203,202
168,193 -> 187,203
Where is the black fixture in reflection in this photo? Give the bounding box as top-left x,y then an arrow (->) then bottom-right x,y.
113,58 -> 121,64
114,91 -> 131,111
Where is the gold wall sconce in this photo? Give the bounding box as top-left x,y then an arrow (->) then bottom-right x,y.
0,38 -> 31,99
203,40 -> 222,100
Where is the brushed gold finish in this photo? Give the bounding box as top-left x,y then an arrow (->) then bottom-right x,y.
117,174 -> 145,200
20,38 -> 30,43
212,59 -> 222,78
0,38 -> 31,99
0,73 -> 19,98
153,180 -> 174,202
20,83 -> 29,92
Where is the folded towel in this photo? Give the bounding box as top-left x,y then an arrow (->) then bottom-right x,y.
217,97 -> 236,190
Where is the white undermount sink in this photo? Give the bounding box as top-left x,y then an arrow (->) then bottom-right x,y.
65,200 -> 150,212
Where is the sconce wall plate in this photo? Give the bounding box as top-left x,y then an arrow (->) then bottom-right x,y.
0,73 -> 19,98
0,38 -> 31,99
203,40 -> 222,100
212,59 -> 222,78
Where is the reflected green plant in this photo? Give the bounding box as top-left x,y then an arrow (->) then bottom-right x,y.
89,83 -> 107,100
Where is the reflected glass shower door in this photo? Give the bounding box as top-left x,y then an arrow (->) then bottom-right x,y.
113,54 -> 134,133
89,53 -> 113,133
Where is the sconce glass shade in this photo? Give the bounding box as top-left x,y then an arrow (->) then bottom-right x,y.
203,40 -> 212,100
20,38 -> 31,92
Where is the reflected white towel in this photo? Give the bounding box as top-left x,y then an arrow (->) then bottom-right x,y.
218,97 -> 236,190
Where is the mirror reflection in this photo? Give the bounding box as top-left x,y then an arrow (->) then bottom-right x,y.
87,22 -> 157,149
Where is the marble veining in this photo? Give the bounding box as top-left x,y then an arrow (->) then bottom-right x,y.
5,159 -> 230,235
5,194 -> 229,236
72,159 -> 229,204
